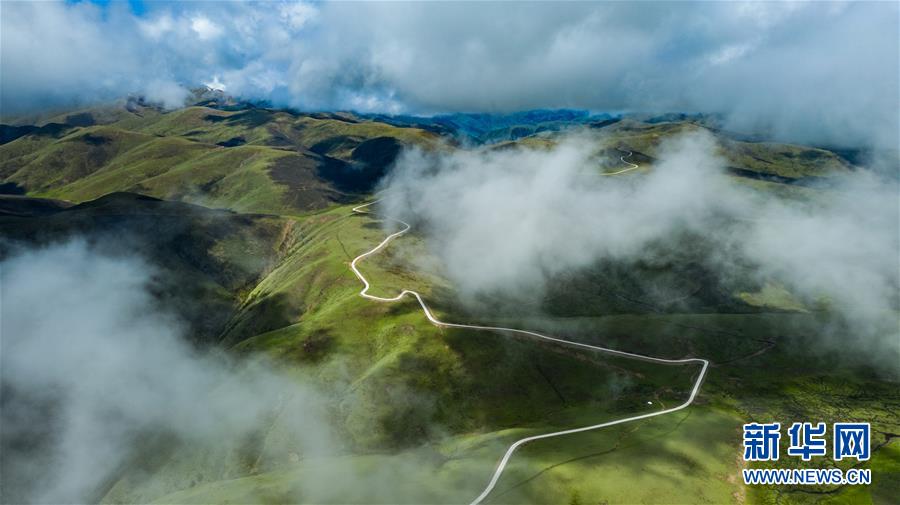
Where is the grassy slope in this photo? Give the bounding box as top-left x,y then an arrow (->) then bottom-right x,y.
3,126 -> 157,190
600,120 -> 854,179
97,204 -> 717,503
0,108 -> 851,220
234,206 -> 699,432
85,121 -> 895,503
361,220 -> 900,504
492,120 -> 854,183
102,200 -> 897,504
1,106 -> 439,216
3,108 -> 895,503
0,193 -> 300,345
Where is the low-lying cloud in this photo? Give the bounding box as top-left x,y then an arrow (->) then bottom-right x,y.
380,131 -> 900,369
0,239 -> 494,504
381,132 -> 741,296
1,1 -> 897,148
0,240 -> 336,503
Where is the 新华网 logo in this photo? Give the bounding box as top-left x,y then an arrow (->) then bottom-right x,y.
741,422 -> 872,486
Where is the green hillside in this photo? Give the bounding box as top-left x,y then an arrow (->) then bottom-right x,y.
606,120 -> 854,180
81,197 -> 895,504
0,105 -> 439,216
1,103 -> 859,219
0,103 -> 896,504
0,193 -> 300,345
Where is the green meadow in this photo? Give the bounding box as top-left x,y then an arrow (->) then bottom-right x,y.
1,103 -> 896,504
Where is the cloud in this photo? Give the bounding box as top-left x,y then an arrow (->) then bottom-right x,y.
190,15 -> 223,40
0,1 -> 897,148
380,132 -> 738,296
280,1 -> 317,30
138,12 -> 175,39
0,240 -> 337,503
142,78 -> 190,109
379,130 -> 900,370
0,239 -> 492,503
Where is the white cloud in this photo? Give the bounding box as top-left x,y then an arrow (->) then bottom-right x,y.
143,78 -> 189,109
707,42 -> 754,66
733,1 -> 805,29
280,1 -> 317,30
381,131 -> 742,297
0,240 -> 338,503
190,15 -> 222,40
138,13 -> 174,39
381,130 -> 900,370
0,1 -> 896,148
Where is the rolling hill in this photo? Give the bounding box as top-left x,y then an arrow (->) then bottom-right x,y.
1,100 -> 896,505
0,102 -> 439,216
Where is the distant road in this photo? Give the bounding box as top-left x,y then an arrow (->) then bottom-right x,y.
603,148 -> 641,175
349,150 -> 708,505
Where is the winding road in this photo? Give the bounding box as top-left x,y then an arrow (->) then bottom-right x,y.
602,149 -> 641,175
349,150 -> 709,505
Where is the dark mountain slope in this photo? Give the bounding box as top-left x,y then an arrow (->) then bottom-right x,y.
0,193 -> 299,346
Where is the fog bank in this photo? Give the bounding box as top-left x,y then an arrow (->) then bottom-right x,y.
0,240 -> 335,503
380,131 -> 900,369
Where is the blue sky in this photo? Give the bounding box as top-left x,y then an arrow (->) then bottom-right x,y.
68,0 -> 146,15
63,0 -> 147,18
3,1 -> 898,148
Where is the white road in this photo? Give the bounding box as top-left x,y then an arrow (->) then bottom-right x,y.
603,149 -> 641,175
349,150 -> 708,505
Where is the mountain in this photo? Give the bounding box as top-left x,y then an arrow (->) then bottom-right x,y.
1,101 -> 896,505
1,102 -> 859,217
365,109 -> 613,143
0,192 -> 299,346
0,103 -> 439,215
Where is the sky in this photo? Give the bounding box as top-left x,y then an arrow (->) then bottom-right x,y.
0,1 -> 898,148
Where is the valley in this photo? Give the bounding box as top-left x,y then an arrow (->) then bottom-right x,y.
1,99 -> 897,505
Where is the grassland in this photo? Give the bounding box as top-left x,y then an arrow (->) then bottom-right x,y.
0,105 -> 439,216
66,201 -> 716,503
86,199 -> 895,504
2,104 -> 895,504
1,105 -> 855,220
0,192 -> 301,345
598,120 -> 854,179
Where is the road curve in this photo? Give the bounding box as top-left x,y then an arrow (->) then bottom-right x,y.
349,151 -> 708,505
602,149 -> 641,175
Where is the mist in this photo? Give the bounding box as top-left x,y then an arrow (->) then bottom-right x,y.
379,130 -> 900,370
0,240 -> 337,503
0,239 -> 496,504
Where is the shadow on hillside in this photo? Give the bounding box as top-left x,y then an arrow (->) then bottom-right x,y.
204,109 -> 272,128
314,137 -> 402,194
